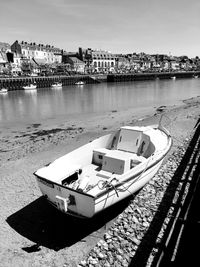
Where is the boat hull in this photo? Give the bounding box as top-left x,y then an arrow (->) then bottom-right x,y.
51,83 -> 62,88
23,85 -> 37,90
35,151 -> 167,218
34,125 -> 172,218
75,81 -> 85,85
35,175 -> 95,218
0,88 -> 8,94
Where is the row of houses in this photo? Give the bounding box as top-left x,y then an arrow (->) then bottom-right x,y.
0,41 -> 117,75
0,40 -> 199,76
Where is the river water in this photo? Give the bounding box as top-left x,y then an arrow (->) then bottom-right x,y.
0,78 -> 200,127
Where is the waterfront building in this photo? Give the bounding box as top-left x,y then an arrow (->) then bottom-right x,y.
130,58 -> 141,72
127,54 -> 142,72
0,49 -> 8,65
0,42 -> 11,74
64,56 -> 85,73
78,48 -> 116,73
0,52 -> 8,73
11,40 -> 62,65
91,50 -> 116,73
169,57 -> 180,71
11,52 -> 22,74
115,55 -> 131,73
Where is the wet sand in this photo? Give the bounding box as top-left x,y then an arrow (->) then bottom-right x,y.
0,96 -> 200,267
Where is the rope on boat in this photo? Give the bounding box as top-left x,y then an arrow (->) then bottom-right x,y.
96,154 -> 153,199
97,177 -> 119,197
97,150 -> 161,211
99,177 -> 120,209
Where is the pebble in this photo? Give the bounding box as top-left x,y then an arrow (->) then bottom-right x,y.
98,252 -> 105,259
77,143 -> 189,266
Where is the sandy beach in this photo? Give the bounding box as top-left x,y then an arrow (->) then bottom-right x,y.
0,96 -> 200,267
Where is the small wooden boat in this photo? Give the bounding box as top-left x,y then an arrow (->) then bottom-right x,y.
0,88 -> 8,94
51,82 -> 62,88
34,119 -> 172,218
23,83 -> 37,90
75,81 -> 85,85
171,76 -> 176,80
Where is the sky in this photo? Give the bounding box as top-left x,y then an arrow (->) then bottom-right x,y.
0,0 -> 199,57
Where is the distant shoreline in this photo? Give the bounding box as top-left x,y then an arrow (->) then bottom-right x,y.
1,70 -> 199,91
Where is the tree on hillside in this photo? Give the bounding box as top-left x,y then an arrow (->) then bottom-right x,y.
21,60 -> 33,73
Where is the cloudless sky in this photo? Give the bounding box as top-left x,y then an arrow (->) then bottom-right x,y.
0,0 -> 199,57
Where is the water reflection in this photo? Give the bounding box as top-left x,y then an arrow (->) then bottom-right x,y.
0,78 -> 200,126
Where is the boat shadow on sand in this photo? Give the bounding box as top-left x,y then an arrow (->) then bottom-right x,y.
6,194 -> 136,252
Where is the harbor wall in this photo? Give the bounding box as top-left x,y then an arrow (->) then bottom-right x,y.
0,75 -> 99,91
0,71 -> 199,91
107,71 -> 200,82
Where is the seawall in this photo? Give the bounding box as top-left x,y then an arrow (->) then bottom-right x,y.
0,75 -> 99,91
107,71 -> 200,82
0,71 -> 199,91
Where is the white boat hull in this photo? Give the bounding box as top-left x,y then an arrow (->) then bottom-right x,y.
34,124 -> 172,218
35,157 -> 164,218
23,84 -> 37,90
0,88 -> 8,94
75,81 -> 85,85
51,83 -> 62,88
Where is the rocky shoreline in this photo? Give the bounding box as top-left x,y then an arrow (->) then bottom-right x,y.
78,142 -> 188,267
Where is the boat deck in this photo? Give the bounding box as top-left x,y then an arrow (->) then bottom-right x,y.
76,149 -> 146,195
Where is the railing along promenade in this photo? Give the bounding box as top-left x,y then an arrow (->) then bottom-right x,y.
129,118 -> 200,266
0,71 -> 199,91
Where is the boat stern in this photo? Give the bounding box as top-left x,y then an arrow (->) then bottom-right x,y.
35,174 -> 95,218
